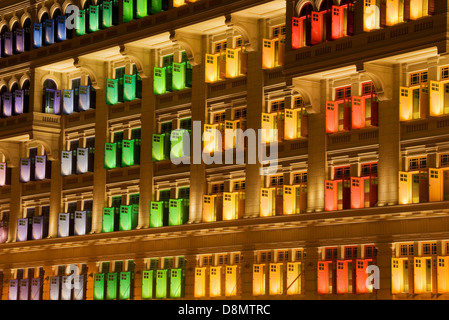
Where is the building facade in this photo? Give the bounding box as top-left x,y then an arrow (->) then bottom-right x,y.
0,0 -> 448,300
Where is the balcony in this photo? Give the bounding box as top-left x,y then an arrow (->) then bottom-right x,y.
284,13 -> 446,77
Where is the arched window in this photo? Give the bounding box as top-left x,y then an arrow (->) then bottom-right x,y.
15,18 -> 30,53
0,85 -> 8,118
2,23 -> 14,56
1,84 -> 12,117
292,3 -> 313,49
15,79 -> 31,114
10,82 -> 19,115
43,79 -> 61,114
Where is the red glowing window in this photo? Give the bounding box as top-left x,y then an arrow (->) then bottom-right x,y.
361,163 -> 377,176
344,246 -> 358,259
334,166 -> 350,179
325,247 -> 338,261
364,245 -> 377,258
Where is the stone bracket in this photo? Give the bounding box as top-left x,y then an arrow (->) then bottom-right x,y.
356,62 -> 393,101
119,44 -> 150,78
290,78 -> 321,114
169,31 -> 202,66
225,14 -> 259,52
73,57 -> 103,90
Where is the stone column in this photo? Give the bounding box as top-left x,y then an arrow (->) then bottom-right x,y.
48,156 -> 62,238
306,82 -> 326,212
42,266 -> 53,300
377,67 -> 399,206
183,252 -> 197,299
8,147 -> 24,242
304,242 -> 319,299
92,87 -> 108,233
189,36 -> 207,224
85,261 -> 97,300
240,246 -> 255,299
244,48 -> 264,218
375,238 -> 393,299
138,76 -> 155,229
132,257 -> 146,300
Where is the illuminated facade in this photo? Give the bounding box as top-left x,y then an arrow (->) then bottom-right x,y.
0,0 -> 448,301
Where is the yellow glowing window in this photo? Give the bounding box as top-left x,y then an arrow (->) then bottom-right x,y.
409,157 -> 427,170
271,100 -> 285,112
295,249 -> 305,261
233,180 -> 245,191
293,172 -> 307,184
211,183 -> 224,194
410,71 -> 428,86
269,175 -> 284,187
294,96 -> 304,108
237,254 -> 245,265
440,154 -> 449,168
260,251 -> 272,263
400,244 -> 414,256
235,36 -> 244,49
214,41 -> 227,53
202,255 -> 213,266
218,254 -> 228,265
212,112 -> 226,124
422,242 -> 437,255
233,108 -> 247,120
441,67 -> 449,80
277,250 -> 289,262
271,25 -> 286,39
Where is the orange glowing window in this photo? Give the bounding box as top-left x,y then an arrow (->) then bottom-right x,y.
211,183 -> 224,194
400,244 -> 414,256
344,246 -> 358,259
269,175 -> 284,187
422,242 -> 437,256
293,172 -> 307,184
335,86 -> 351,100
446,243 -> 449,255
325,247 -> 338,261
364,245 -> 377,258
409,157 -> 427,170
410,71 -> 428,86
334,166 -> 350,180
277,250 -> 289,262
440,154 -> 449,168
271,100 -> 285,112
361,163 -> 378,176
260,251 -> 272,263
214,40 -> 227,53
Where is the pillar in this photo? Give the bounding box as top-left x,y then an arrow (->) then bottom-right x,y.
92,86 -> 108,233
189,36 -> 207,224
244,48 -> 264,218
